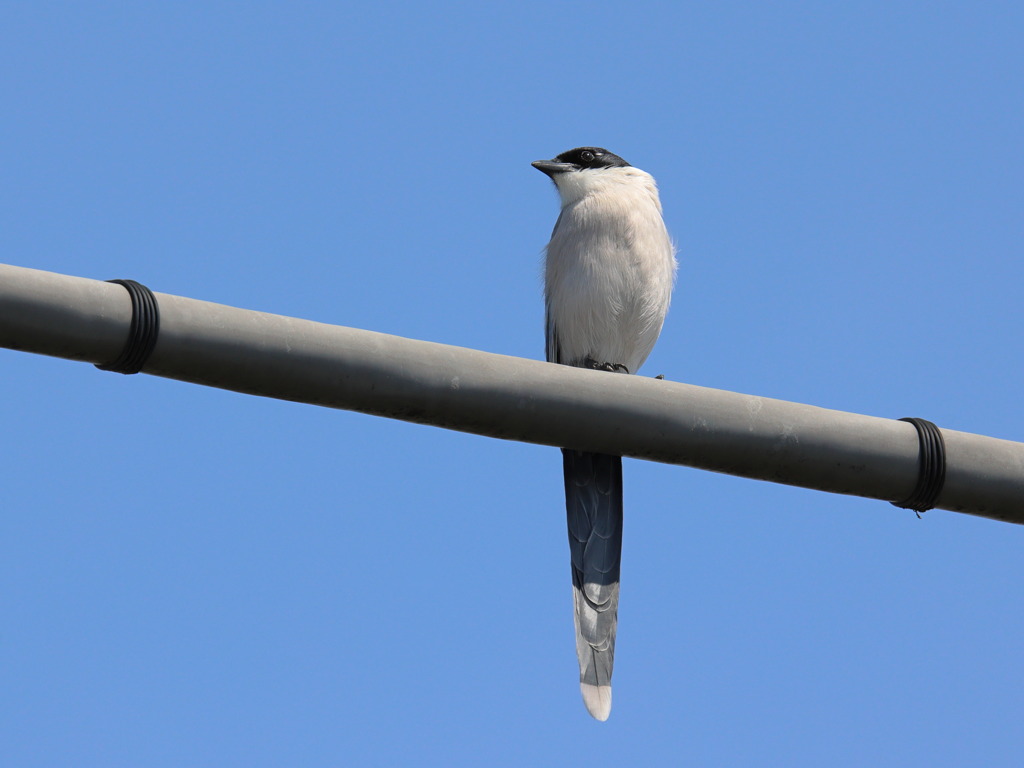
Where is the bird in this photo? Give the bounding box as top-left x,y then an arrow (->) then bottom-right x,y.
532,147 -> 676,720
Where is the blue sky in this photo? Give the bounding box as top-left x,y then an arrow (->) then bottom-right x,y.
2,2 -> 1023,765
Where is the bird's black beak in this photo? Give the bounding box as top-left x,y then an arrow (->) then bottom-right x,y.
532,160 -> 575,177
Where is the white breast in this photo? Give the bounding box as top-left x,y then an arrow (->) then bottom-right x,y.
544,166 -> 676,374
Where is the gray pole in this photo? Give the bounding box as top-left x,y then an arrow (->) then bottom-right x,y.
2,262 -> 1022,524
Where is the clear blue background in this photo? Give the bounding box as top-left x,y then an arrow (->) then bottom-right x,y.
2,2 -> 1023,765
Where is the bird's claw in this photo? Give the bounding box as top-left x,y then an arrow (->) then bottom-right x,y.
583,357 -> 629,374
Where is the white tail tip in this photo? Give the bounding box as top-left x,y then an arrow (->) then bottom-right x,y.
580,682 -> 612,721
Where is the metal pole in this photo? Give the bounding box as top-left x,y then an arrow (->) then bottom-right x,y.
2,262 -> 1022,524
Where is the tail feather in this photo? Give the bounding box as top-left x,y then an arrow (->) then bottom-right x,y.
562,449 -> 623,721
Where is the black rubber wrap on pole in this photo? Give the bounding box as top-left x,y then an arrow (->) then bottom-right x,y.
94,279 -> 160,375
892,417 -> 947,513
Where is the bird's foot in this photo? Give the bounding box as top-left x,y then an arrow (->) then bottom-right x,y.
583,357 -> 630,374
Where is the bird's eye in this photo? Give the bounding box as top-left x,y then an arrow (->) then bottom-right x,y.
580,150 -> 596,163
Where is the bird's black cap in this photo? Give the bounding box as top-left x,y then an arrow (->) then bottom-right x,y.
532,147 -> 631,176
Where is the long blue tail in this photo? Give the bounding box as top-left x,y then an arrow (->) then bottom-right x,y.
562,448 -> 623,721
